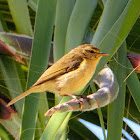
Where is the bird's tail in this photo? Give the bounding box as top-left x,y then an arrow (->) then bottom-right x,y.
7,88 -> 34,107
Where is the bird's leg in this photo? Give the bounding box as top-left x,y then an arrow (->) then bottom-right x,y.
60,91 -> 88,101
59,91 -> 91,110
63,93 -> 77,100
74,95 -> 86,98
59,91 -> 78,100
76,95 -> 93,110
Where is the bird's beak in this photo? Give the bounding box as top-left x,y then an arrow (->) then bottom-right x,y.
98,52 -> 110,56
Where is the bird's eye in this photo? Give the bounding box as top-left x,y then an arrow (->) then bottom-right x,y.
89,50 -> 94,53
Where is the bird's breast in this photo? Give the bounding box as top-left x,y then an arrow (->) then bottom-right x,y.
56,59 -> 98,95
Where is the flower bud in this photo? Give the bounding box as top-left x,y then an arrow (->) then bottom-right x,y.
127,52 -> 140,73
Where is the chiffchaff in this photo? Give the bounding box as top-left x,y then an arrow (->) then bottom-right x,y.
7,44 -> 109,106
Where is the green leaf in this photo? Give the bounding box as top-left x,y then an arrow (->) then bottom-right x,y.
38,92 -> 49,130
0,56 -> 24,115
0,126 -> 11,140
0,19 -> 4,31
40,112 -> 71,140
69,118 -> 98,139
107,42 -> 126,140
28,0 -> 38,11
92,0 -> 140,75
65,0 -> 97,52
20,0 -> 57,139
90,82 -> 106,139
7,0 -> 33,35
97,108 -> 107,140
54,0 -> 75,62
127,18 -> 140,54
0,114 -> 21,139
92,0 -> 129,46
126,59 -> 140,112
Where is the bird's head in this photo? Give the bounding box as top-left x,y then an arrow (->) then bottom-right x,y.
77,44 -> 109,60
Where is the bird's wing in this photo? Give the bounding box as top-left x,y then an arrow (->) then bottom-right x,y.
32,54 -> 83,87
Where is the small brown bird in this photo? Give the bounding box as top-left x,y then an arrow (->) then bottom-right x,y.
7,44 -> 109,106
